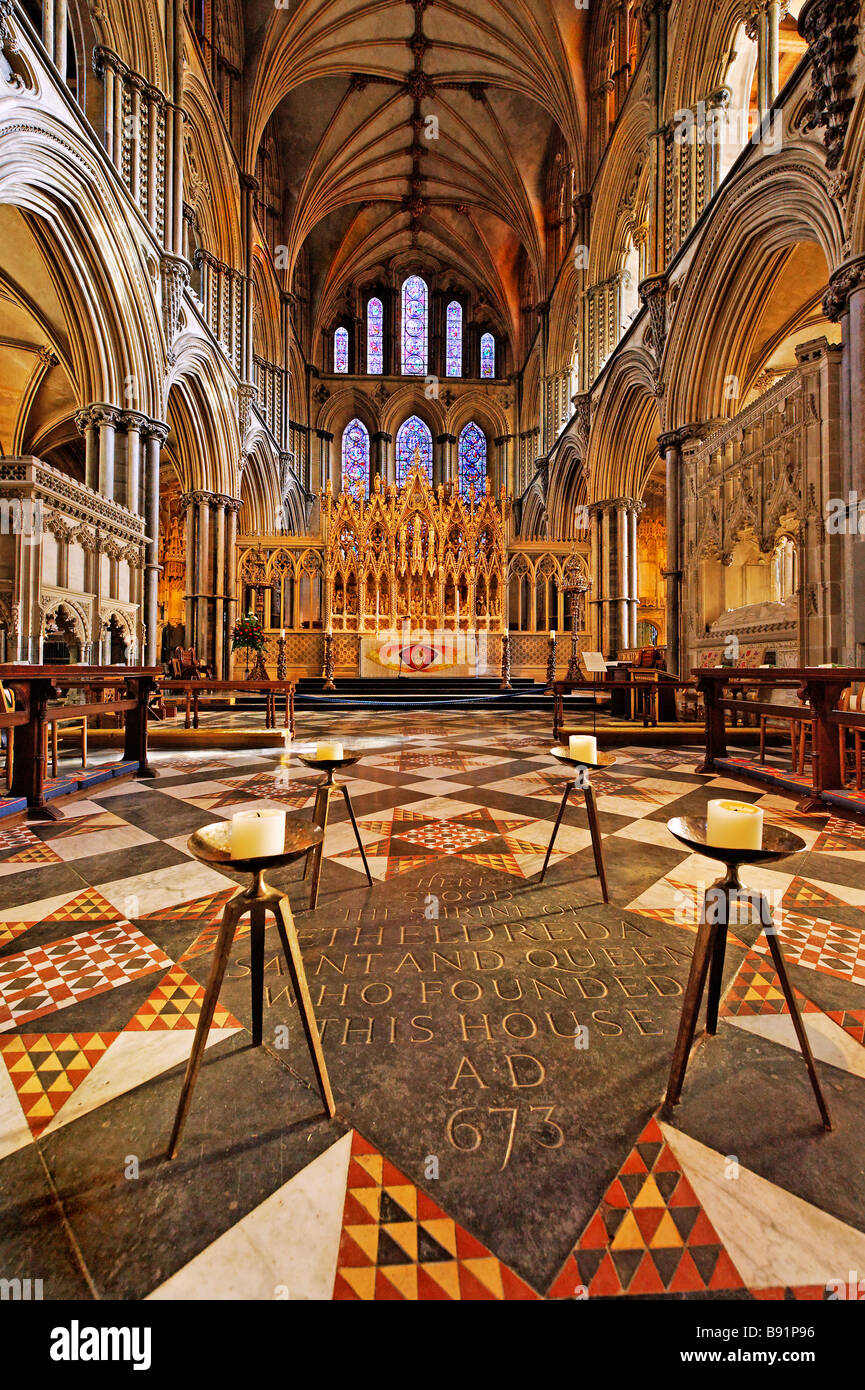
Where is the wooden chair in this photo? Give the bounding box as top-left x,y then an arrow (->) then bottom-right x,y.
758,685 -> 805,771
812,683 -> 865,790
47,713 -> 88,779
0,683 -> 14,791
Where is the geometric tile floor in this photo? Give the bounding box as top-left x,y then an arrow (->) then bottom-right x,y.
2,709 -> 864,1300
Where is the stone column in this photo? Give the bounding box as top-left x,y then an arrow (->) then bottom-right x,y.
225,501 -> 240,675
94,406 -> 119,502
75,408 -> 100,492
589,504 -> 601,650
628,504 -> 640,648
195,494 -> 211,661
372,432 -> 392,485
142,420 -> 168,666
213,501 -> 226,679
240,175 -> 257,383
612,501 -> 630,656
496,434 -> 515,497
315,430 -> 334,491
823,256 -> 865,664
122,411 -> 144,516
644,0 -> 670,277
437,434 -> 456,487
182,494 -> 195,649
600,504 -> 612,657
658,427 -> 692,676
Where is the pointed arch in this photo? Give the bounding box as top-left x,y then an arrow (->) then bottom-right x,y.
401,275 -> 428,376
458,422 -> 487,501
342,417 -> 370,495
396,415 -> 432,485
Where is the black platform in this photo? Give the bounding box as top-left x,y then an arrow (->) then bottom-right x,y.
293,676 -> 547,710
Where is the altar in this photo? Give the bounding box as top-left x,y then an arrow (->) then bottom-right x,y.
359,628 -> 491,678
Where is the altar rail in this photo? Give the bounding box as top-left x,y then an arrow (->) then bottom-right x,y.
160,680 -> 295,732
0,665 -> 160,818
695,667 -> 865,814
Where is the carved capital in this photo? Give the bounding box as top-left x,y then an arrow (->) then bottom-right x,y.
822,255 -> 865,321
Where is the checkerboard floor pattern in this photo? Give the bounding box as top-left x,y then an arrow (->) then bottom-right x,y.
0,710 -> 863,1303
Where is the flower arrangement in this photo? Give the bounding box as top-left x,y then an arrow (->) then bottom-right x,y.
231,612 -> 265,655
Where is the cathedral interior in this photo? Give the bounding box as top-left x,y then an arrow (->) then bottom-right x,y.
0,0 -> 864,1337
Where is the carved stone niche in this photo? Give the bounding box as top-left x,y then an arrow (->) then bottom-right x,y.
798,0 -> 859,170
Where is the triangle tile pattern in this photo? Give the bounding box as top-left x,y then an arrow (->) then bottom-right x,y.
5,841 -> 63,865
547,1118 -> 745,1298
825,1009 -> 865,1047
332,1131 -> 537,1301
178,915 -> 252,964
0,1032 -> 117,1136
812,816 -> 865,855
143,888 -> 238,924
719,947 -> 822,1019
125,965 -> 239,1031
782,877 -> 851,915
756,911 -> 865,988
0,826 -> 43,853
0,886 -> 122,951
44,887 -> 121,922
0,921 -> 35,949
47,811 -> 122,840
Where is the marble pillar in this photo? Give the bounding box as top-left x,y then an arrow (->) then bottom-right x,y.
142,421 -> 168,666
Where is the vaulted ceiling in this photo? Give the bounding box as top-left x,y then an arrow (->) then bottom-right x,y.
243,0 -> 590,358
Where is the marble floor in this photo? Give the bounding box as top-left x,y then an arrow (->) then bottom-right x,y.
1,709 -> 864,1301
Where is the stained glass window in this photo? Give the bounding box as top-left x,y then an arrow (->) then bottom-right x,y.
401,275 -> 428,375
342,418 -> 369,495
367,297 -> 383,374
334,327 -> 348,374
480,332 -> 495,379
396,415 -> 432,486
446,301 -> 462,377
458,421 -> 487,502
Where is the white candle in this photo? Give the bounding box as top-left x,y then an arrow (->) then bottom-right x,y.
280,628 -> 285,640
549,630 -> 556,641
706,799 -> 763,850
455,592 -> 460,626
316,741 -> 344,761
569,734 -> 597,763
231,809 -> 286,859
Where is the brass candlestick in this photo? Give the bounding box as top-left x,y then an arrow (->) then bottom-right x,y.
545,632 -> 557,693
322,630 -> 336,691
276,632 -> 287,680
500,630 -> 513,691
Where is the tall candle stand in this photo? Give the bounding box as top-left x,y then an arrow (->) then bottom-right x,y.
663,815 -> 831,1131
545,632 -> 557,693
500,630 -> 513,691
166,817 -> 334,1158
276,631 -> 287,680
322,630 -> 336,692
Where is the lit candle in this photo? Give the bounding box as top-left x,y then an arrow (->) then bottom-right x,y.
316,741 -> 344,761
569,734 -> 597,763
706,799 -> 763,850
231,809 -> 286,859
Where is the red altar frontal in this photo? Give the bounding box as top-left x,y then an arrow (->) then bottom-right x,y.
359,629 -> 492,677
